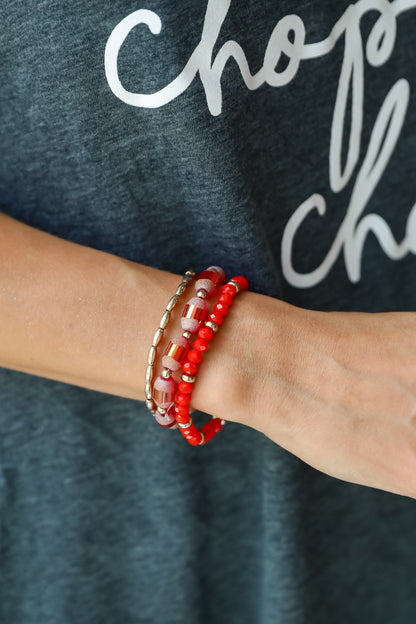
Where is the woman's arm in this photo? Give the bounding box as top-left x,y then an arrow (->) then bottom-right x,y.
0,211 -> 181,400
2,211 -> 416,499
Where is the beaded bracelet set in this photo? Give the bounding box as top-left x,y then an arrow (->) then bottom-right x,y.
145,266 -> 248,446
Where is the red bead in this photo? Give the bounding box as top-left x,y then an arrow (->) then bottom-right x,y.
231,275 -> 249,291
218,293 -> 233,306
193,338 -> 209,352
183,361 -> 198,376
208,312 -> 223,326
182,428 -> 203,445
188,349 -> 203,364
178,380 -> 193,394
175,412 -> 191,424
200,418 -> 223,443
179,421 -> 201,443
188,435 -> 203,446
222,283 -> 237,297
181,426 -> 193,436
176,393 -> 191,406
198,326 -> 214,341
175,404 -> 189,417
214,302 -> 229,317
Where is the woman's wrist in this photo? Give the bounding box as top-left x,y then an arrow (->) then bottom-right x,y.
190,291 -> 296,432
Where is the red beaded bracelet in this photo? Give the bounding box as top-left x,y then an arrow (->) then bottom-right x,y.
175,275 -> 249,446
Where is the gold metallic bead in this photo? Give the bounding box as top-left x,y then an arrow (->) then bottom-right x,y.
176,283 -> 187,296
147,345 -> 156,366
145,365 -> 153,383
161,368 -> 172,379
160,310 -> 171,329
145,383 -> 152,400
146,399 -> 155,412
166,294 -> 179,312
185,269 -> 196,278
182,374 -> 195,383
205,321 -> 218,332
196,289 -> 207,298
178,418 -> 193,429
198,432 -> 205,445
152,327 -> 164,347
228,279 -> 240,293
157,407 -> 166,415
182,331 -> 191,339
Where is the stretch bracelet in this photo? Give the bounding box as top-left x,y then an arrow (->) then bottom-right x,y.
145,269 -> 196,420
175,275 -> 249,446
146,267 -> 249,446
151,266 -> 225,429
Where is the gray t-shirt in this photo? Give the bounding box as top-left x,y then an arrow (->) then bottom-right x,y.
1,1 -> 416,622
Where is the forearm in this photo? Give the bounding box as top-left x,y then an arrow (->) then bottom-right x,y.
0,212 -> 183,400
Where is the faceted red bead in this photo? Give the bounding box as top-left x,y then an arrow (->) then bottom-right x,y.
200,418 -> 223,443
178,380 -> 193,394
193,338 -> 209,352
176,393 -> 191,406
214,302 -> 229,317
188,349 -> 203,364
181,426 -> 203,445
198,326 -> 214,341
218,293 -> 233,306
174,404 -> 189,417
231,275 -> 249,291
180,422 -> 199,439
175,412 -> 191,424
188,436 -> 203,446
183,361 -> 198,376
208,312 -> 223,326
222,283 -> 237,297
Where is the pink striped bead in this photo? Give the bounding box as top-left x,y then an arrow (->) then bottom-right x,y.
181,297 -> 208,333
194,277 -> 216,296
155,406 -> 177,428
153,375 -> 177,409
195,266 -> 225,295
208,265 -> 226,283
162,335 -> 189,371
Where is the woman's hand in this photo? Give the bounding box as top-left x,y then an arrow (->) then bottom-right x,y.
194,292 -> 416,499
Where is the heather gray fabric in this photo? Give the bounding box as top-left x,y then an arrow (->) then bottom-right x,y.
1,1 -> 416,622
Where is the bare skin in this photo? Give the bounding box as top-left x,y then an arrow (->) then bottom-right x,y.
1,212 -> 416,499
197,294 -> 416,499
